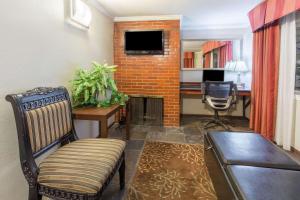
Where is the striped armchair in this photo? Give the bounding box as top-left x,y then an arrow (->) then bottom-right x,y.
6,87 -> 126,200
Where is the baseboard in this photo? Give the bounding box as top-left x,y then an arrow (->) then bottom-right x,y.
291,146 -> 300,155
180,114 -> 249,120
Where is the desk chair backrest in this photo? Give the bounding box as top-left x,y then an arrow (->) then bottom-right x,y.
202,81 -> 237,110
205,81 -> 234,98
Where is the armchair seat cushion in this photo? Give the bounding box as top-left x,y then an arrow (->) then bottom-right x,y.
38,138 -> 125,195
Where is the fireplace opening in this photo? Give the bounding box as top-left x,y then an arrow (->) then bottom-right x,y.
130,96 -> 163,126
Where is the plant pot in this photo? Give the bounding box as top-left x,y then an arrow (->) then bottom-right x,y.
97,89 -> 112,102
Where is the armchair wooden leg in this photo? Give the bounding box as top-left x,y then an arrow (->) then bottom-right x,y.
119,158 -> 125,190
29,186 -> 42,200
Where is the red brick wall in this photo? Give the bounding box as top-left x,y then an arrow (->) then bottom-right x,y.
114,20 -> 180,127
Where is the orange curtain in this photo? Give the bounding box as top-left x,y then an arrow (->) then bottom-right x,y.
218,41 -> 233,68
248,0 -> 300,32
203,53 -> 211,68
202,41 -> 227,54
184,52 -> 194,68
219,46 -> 226,68
248,1 -> 268,32
250,23 -> 280,140
225,41 -> 233,62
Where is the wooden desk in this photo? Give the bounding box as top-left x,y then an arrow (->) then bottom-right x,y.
180,83 -> 251,118
72,102 -> 130,140
180,90 -> 251,96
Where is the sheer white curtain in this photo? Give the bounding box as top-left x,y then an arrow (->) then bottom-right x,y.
275,13 -> 296,150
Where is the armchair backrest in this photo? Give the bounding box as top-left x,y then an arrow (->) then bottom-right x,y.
6,87 -> 77,159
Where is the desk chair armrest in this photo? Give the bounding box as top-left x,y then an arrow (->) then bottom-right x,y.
207,96 -> 232,110
201,83 -> 206,103
232,84 -> 238,104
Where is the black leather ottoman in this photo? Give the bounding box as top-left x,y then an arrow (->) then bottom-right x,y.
227,165 -> 300,200
204,131 -> 300,200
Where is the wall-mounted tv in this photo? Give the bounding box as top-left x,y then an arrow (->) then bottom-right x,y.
124,30 -> 164,55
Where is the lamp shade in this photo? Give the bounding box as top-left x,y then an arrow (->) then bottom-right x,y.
234,61 -> 248,72
225,61 -> 235,71
225,61 -> 231,69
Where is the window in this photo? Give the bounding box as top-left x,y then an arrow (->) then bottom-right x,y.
68,0 -> 92,29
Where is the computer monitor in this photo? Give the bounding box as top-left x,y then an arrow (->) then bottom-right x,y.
202,70 -> 224,82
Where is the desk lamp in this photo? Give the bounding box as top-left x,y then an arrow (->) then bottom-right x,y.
234,61 -> 248,88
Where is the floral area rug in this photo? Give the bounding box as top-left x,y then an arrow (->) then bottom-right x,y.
126,141 -> 217,200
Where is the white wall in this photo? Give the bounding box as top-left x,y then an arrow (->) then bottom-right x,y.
0,0 -> 113,199
181,70 -> 203,82
243,30 -> 253,89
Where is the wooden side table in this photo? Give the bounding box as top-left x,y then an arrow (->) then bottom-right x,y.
72,101 -> 130,140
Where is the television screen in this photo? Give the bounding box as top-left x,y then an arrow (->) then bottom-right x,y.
125,31 -> 164,55
203,70 -> 224,82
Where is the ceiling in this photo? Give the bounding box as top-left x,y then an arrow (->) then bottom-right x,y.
97,0 -> 261,29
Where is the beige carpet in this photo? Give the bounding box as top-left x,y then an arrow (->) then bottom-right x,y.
126,141 -> 217,200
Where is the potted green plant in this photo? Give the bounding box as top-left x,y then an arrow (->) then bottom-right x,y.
71,62 -> 128,108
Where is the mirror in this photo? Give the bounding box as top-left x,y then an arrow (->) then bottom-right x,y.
182,40 -> 242,70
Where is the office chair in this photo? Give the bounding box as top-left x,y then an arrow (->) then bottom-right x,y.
202,81 -> 237,130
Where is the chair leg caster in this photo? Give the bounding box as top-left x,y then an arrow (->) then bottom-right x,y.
204,120 -> 216,129
204,119 -> 231,131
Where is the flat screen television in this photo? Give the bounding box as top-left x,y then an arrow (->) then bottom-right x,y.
203,70 -> 225,82
124,30 -> 164,55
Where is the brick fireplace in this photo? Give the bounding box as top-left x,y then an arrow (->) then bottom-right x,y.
114,20 -> 180,127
